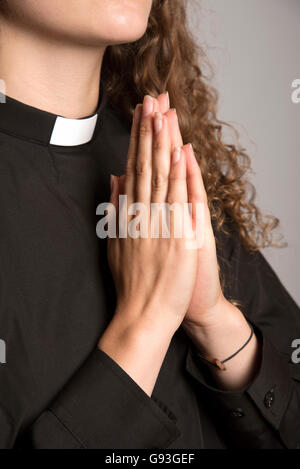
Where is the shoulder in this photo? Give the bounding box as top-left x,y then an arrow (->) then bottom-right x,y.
101,105 -> 131,141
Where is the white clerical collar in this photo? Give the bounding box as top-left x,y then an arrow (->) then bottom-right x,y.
49,113 -> 99,147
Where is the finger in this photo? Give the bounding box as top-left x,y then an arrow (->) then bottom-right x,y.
108,175 -> 120,238
125,104 -> 143,204
135,95 -> 154,205
167,146 -> 187,205
152,108 -> 182,193
118,174 -> 126,195
109,174 -> 119,208
151,114 -> 171,203
184,144 -> 209,244
167,147 -> 188,238
184,143 -> 207,204
165,108 -> 183,151
157,91 -> 170,114
153,97 -> 160,114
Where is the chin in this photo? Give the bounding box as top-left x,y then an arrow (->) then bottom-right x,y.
5,0 -> 153,47
105,20 -> 150,46
68,18 -> 149,48
87,3 -> 152,46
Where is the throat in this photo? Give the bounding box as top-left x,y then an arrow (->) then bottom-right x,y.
0,20 -> 105,119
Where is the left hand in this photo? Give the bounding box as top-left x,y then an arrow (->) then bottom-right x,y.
154,93 -> 229,330
181,143 -> 226,329
155,94 -> 260,392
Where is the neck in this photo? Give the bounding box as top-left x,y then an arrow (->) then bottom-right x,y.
0,21 -> 106,119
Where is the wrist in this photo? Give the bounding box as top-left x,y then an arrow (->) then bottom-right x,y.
183,298 -> 248,351
184,299 -> 261,391
184,295 -> 237,330
99,307 -> 178,353
98,307 -> 178,397
114,300 -> 182,336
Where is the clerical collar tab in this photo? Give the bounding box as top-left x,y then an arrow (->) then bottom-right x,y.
50,113 -> 98,146
0,80 -> 106,146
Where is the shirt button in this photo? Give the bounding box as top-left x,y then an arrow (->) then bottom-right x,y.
229,408 -> 244,419
264,389 -> 275,408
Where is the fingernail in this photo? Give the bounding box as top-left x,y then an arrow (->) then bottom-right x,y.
188,143 -> 197,161
163,90 -> 170,107
143,95 -> 154,116
170,108 -> 177,114
154,112 -> 163,133
173,146 -> 181,164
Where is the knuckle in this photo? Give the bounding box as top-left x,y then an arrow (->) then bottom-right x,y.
153,139 -> 163,153
136,159 -> 150,176
169,173 -> 186,182
152,173 -> 167,191
126,157 -> 135,174
125,166 -> 132,178
131,129 -> 139,140
139,123 -> 151,137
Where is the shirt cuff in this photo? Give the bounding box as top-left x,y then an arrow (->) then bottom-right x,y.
185,326 -> 294,448
33,349 -> 180,449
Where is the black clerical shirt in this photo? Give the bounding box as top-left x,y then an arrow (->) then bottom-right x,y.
0,85 -> 299,449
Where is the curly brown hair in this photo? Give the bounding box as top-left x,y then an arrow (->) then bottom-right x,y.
102,0 -> 280,256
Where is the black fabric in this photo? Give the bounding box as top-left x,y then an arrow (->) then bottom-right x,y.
31,349 -> 180,449
0,86 -> 300,449
0,81 -> 106,146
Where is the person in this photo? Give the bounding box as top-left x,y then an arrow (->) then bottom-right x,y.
0,0 -> 299,449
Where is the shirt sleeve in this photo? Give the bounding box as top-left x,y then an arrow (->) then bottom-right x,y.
185,231 -> 300,449
1,349 -> 180,449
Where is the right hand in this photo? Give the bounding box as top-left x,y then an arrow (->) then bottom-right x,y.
98,95 -> 198,395
108,95 -> 198,332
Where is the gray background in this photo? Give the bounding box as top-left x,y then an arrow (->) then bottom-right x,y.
188,0 -> 300,305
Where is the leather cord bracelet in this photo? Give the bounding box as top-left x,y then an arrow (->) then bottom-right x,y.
196,322 -> 254,371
